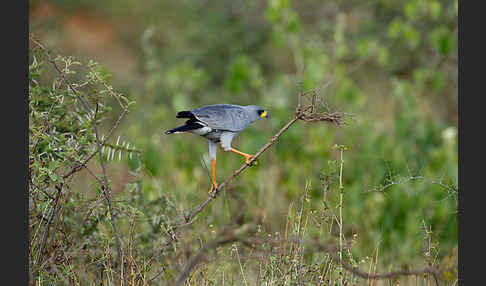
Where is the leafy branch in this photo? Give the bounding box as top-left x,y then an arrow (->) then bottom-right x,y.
30,35 -> 134,285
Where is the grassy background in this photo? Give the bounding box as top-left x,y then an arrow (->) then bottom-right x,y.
29,0 -> 457,284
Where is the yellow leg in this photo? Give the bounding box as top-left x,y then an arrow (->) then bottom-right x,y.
230,148 -> 254,164
208,158 -> 218,193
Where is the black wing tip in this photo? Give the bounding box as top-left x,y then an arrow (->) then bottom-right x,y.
164,127 -> 180,135
176,111 -> 195,119
164,122 -> 204,135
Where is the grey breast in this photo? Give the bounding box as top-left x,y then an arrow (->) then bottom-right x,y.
191,104 -> 251,132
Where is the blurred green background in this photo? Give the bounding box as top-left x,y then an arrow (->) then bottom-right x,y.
30,0 -> 457,281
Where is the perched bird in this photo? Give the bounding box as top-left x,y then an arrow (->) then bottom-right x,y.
165,104 -> 269,193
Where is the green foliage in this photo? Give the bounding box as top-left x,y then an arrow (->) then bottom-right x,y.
30,0 -> 457,284
226,55 -> 265,93
29,39 -> 139,284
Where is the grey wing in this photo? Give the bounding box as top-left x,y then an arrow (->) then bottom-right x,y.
191,104 -> 250,132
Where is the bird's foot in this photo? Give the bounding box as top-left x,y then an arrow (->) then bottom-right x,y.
229,148 -> 258,166
208,182 -> 218,194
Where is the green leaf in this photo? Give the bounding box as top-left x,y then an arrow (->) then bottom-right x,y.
429,1 -> 442,20
403,25 -> 421,49
404,1 -> 419,21
388,19 -> 403,39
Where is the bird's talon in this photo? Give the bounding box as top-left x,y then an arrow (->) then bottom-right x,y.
208,184 -> 218,194
246,156 -> 258,166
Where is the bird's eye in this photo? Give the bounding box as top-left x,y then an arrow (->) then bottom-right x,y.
257,109 -> 265,115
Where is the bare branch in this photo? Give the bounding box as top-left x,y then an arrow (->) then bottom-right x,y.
172,223 -> 256,286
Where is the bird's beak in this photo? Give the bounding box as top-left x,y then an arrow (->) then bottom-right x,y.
260,111 -> 268,118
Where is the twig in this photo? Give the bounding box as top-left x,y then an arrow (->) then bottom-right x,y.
49,263 -> 70,285
368,176 -> 457,195
33,183 -> 63,279
319,174 -> 331,237
234,243 -> 249,286
338,147 -> 345,285
93,104 -> 126,285
172,223 -> 255,286
342,263 -> 448,281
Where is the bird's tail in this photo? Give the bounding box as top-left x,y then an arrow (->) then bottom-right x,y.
164,122 -> 202,135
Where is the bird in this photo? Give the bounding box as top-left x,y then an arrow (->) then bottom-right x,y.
164,104 -> 269,193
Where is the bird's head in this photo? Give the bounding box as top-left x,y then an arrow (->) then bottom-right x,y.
245,105 -> 269,122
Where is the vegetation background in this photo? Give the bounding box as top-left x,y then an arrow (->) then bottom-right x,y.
29,0 -> 458,285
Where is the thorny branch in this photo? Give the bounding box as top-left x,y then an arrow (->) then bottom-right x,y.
368,175 -> 458,196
